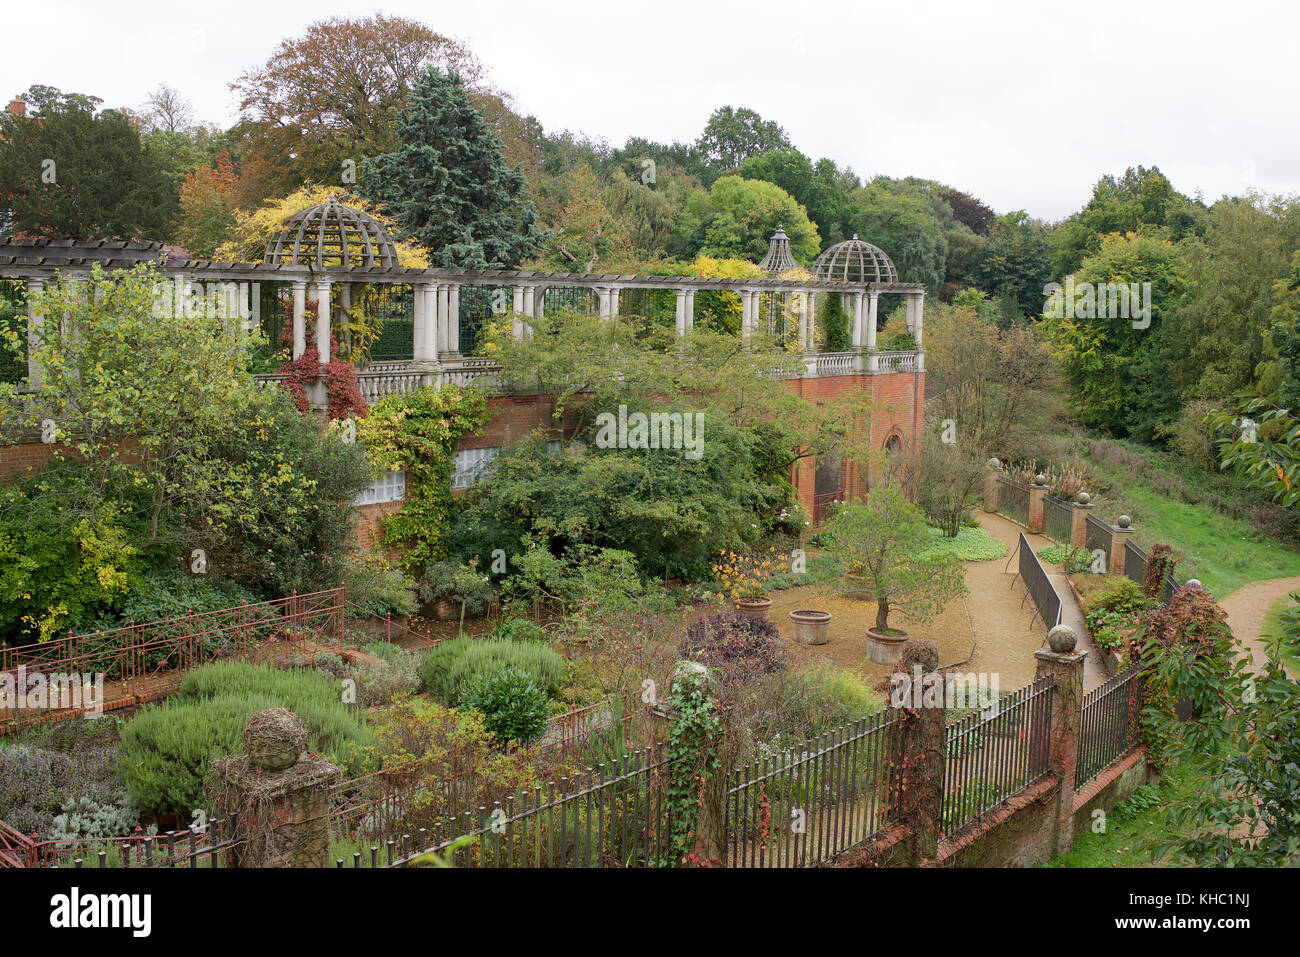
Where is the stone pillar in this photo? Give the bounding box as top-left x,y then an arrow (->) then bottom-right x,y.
866,291 -> 880,372
851,291 -> 865,350
739,289 -> 752,340
211,709 -> 342,868
1109,516 -> 1135,576
983,458 -> 1003,513
291,280 -> 307,359
1028,474 -> 1049,534
512,286 -> 525,340
437,285 -> 450,356
807,292 -> 818,351
424,284 -> 441,358
675,289 -> 688,336
685,289 -> 696,331
523,285 -> 537,319
312,280 -> 331,363
25,278 -> 42,389
1070,493 -> 1093,548
1035,627 -> 1086,857
608,286 -> 620,319
913,292 -> 925,349
413,282 -> 427,360
448,284 -> 461,354
883,641 -> 946,865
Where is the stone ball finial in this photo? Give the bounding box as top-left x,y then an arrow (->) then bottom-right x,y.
1076,491 -> 1091,505
987,457 -> 1001,470
1186,579 -> 1202,589
899,639 -> 940,673
1117,515 -> 1132,529
242,707 -> 309,772
1047,624 -> 1077,653
1034,473 -> 1047,486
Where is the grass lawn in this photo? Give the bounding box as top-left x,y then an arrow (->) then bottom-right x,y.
1079,440 -> 1300,597
1259,590 -> 1300,673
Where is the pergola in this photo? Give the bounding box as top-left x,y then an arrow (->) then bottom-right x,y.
0,213 -> 926,403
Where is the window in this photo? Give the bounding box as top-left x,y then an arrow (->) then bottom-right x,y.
352,470 -> 405,506
452,447 -> 499,489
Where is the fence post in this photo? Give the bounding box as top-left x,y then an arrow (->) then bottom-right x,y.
1069,492 -> 1092,548
668,661 -> 723,867
983,458 -> 1002,513
1027,473 -> 1048,534
1108,516 -> 1135,576
1034,625 -> 1086,857
884,641 -> 946,864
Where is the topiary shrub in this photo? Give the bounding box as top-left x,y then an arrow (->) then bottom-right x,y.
459,666 -> 550,745
419,637 -> 565,706
679,610 -> 786,686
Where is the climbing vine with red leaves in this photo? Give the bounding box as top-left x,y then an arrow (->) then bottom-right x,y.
274,299 -> 368,421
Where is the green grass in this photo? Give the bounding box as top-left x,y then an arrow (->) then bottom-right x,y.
1079,440 -> 1300,597
917,525 -> 1007,562
1259,591 -> 1299,674
1046,760 -> 1202,868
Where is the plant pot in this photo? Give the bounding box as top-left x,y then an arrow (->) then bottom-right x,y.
734,597 -> 773,620
844,573 -> 875,602
789,609 -> 832,645
865,626 -> 909,665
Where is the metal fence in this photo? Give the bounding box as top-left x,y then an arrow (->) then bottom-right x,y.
1016,532 -> 1062,629
3,820 -> 240,869
1075,666 -> 1144,789
997,477 -> 1031,527
1043,495 -> 1074,544
941,675 -> 1054,836
724,711 -> 899,867
1121,541 -> 1181,602
1085,514 -> 1111,560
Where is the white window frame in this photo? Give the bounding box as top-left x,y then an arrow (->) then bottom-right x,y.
352,470 -> 406,506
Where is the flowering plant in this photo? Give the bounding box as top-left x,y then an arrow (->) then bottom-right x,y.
711,547 -> 784,601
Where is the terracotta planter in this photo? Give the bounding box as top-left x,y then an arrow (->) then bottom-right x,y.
789,609 -> 831,645
865,626 -> 909,664
734,597 -> 773,620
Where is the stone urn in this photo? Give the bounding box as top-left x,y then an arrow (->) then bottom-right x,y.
789,609 -> 832,645
734,596 -> 773,620
865,627 -> 909,665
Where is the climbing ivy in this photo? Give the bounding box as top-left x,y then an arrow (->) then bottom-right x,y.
664,663 -> 721,867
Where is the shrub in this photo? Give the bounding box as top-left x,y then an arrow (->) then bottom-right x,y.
419,637 -> 566,706
489,617 -> 549,643
1085,576 -> 1152,623
679,610 -> 786,685
342,553 -> 418,617
779,664 -> 883,735
351,656 -> 420,708
417,560 -> 494,617
459,667 -> 550,745
79,568 -> 265,634
118,663 -> 372,815
0,741 -> 139,840
1037,543 -> 1093,574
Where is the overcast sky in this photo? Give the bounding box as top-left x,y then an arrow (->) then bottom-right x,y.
6,0 -> 1298,221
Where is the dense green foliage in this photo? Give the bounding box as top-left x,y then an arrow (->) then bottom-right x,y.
458,666 -> 550,744
419,637 -> 565,706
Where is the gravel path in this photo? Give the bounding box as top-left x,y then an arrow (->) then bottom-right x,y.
1217,576 -> 1300,676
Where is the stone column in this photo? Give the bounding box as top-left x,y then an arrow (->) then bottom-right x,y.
866,291 -> 880,372
608,286 -> 620,319
312,280 -> 331,362
983,458 -> 1003,513
1070,493 -> 1093,548
1109,516 -> 1135,575
797,292 -> 809,353
685,289 -> 696,331
25,278 -> 43,389
211,709 -> 342,868
437,285 -> 450,357
523,285 -> 537,319
913,291 -> 925,349
1035,627 -> 1086,857
675,289 -> 688,336
448,284 -> 461,354
424,284 -> 441,358
291,280 -> 307,359
413,282 -> 427,360
1028,474 -> 1049,534
512,286 -> 525,340
739,289 -> 752,340
851,291 -> 865,351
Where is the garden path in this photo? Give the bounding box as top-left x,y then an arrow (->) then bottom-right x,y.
1217,576 -> 1300,677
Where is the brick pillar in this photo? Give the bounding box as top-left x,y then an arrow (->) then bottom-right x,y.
983,459 -> 1003,513
1035,627 -> 1086,856
212,709 -> 342,868
1070,493 -> 1092,548
1027,474 -> 1049,534
1109,516 -> 1135,575
883,641 -> 946,864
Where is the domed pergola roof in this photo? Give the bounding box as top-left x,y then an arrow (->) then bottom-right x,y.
264,195 -> 399,269
758,226 -> 799,275
810,235 -> 898,284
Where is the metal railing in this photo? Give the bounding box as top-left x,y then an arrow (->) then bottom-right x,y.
724,711 -> 900,867
997,477 -> 1031,527
1122,541 -> 1181,602
1075,665 -> 1143,789
1016,532 -> 1062,629
1085,514 -> 1111,559
941,675 -> 1054,836
1043,495 -> 1074,544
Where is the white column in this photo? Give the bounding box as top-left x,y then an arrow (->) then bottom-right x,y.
685,289 -> 696,330
523,286 -> 536,319
797,291 -> 808,353
25,278 -> 43,389
866,291 -> 880,372
608,287 -> 620,319
437,285 -> 450,356
292,280 -> 307,359
512,286 -> 525,340
913,292 -> 924,349
739,289 -> 752,339
597,287 -> 610,319
313,280 -> 331,362
905,294 -> 916,333
425,284 -> 441,358
448,284 -> 461,354
675,289 -> 687,336
852,292 -> 865,350
413,282 -> 427,360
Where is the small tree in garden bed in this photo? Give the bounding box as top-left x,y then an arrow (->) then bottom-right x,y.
824,488 -> 967,633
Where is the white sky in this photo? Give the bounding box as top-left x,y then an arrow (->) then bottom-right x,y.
5,0 -> 1299,221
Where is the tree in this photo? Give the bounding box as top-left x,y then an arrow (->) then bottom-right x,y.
143,84 -> 193,134
844,180 -> 947,293
695,106 -> 791,176
680,176 -> 820,264
914,432 -> 987,538
176,150 -> 241,258
968,211 -> 1053,321
360,67 -> 543,269
0,95 -> 175,240
534,165 -> 634,272
824,488 -> 967,633
230,14 -> 487,193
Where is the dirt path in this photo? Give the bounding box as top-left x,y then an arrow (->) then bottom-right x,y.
1218,576 -> 1300,676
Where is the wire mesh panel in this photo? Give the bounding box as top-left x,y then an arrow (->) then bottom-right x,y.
1018,532 -> 1062,628
540,286 -> 598,317
997,478 -> 1031,527
724,711 -> 899,867
1124,540 -> 1146,585
1076,666 -> 1143,788
1044,496 -> 1074,545
941,675 -> 1054,836
0,279 -> 29,385
1085,514 -> 1112,560
368,284 -> 414,361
